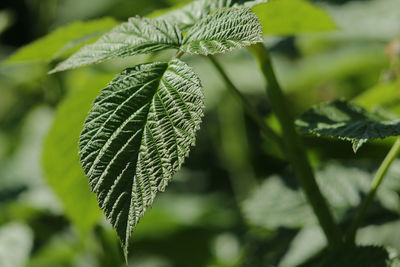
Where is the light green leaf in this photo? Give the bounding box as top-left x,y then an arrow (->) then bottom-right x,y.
42,71 -> 112,236
50,18 -> 182,73
7,17 -> 118,63
243,161 -> 400,230
355,82 -> 399,110
79,59 -> 204,257
242,176 -> 316,229
154,0 -> 266,30
252,0 -> 336,35
296,100 -> 400,153
181,8 -> 263,55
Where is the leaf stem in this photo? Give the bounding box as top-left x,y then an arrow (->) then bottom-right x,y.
208,55 -> 285,151
250,43 -> 343,248
174,50 -> 184,59
346,137 -> 400,243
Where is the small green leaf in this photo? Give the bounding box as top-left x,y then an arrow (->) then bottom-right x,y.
296,100 -> 400,153
252,0 -> 336,35
154,0 -> 266,30
79,59 -> 204,258
50,18 -> 182,73
181,8 -> 263,55
7,17 -> 118,63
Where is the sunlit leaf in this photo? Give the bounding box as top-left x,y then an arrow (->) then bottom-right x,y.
252,0 -> 336,35
154,0 -> 266,30
296,100 -> 400,152
7,17 -> 118,63
181,8 -> 263,55
50,18 -> 182,73
79,59 -> 204,257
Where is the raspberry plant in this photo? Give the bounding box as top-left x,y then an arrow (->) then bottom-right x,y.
8,0 -> 400,265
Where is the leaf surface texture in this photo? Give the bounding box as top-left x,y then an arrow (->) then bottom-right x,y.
79,59 -> 204,256
296,100 -> 400,152
181,8 -> 263,55
51,18 -> 182,73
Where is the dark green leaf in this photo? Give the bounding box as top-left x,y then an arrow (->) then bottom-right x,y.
181,8 -> 263,55
79,59 -> 204,257
50,18 -> 182,73
296,100 -> 400,152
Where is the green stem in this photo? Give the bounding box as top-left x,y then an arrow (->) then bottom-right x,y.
208,55 -> 285,151
174,50 -> 184,59
346,137 -> 400,243
250,43 -> 343,248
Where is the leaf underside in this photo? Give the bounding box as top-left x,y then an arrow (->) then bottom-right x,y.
181,8 -> 263,55
296,100 -> 400,153
157,0 -> 267,30
50,18 -> 182,73
78,59 -> 204,256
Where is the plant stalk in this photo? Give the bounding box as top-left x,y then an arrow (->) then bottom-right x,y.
208,55 -> 285,151
250,43 -> 343,248
346,137 -> 400,243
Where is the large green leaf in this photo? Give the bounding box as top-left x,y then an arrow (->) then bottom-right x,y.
50,18 -> 182,73
252,0 -> 336,35
42,71 -> 112,235
7,18 -> 118,63
296,100 -> 400,152
180,8 -> 263,55
79,59 -> 204,257
154,0 -> 266,30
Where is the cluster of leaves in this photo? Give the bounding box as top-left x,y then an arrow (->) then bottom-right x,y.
5,0 -> 400,266
46,0 -> 267,258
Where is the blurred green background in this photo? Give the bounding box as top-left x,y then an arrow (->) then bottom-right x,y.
1,0 -> 400,266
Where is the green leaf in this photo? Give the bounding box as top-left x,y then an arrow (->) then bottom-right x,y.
79,59 -> 204,257
242,176 -> 316,229
154,0 -> 266,30
50,18 -> 182,73
243,161 -> 400,230
180,8 -> 263,55
7,17 -> 118,63
42,71 -> 112,236
296,100 -> 400,153
252,0 -> 336,35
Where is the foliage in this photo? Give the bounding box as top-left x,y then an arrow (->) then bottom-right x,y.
297,100 -> 400,152
2,0 -> 400,266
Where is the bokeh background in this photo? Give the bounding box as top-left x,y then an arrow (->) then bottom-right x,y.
1,0 -> 400,266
